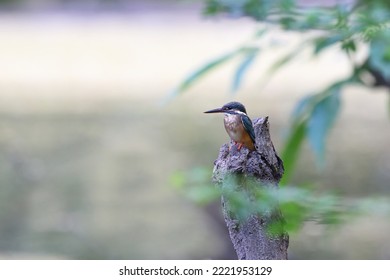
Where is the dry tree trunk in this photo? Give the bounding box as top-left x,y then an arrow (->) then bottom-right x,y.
212,117 -> 289,260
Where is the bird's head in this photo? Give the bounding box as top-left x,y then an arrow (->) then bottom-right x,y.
204,101 -> 247,115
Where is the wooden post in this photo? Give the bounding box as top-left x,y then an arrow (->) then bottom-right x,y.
212,117 -> 289,260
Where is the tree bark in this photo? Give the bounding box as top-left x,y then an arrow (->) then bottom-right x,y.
212,117 -> 289,260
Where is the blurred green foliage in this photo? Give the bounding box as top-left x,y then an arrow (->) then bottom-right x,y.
171,167 -> 390,235
167,46 -> 261,102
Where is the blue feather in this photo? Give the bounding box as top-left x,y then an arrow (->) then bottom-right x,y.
241,115 -> 256,144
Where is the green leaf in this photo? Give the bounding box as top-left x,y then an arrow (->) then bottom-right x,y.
302,9 -> 335,30
313,34 -> 343,54
368,30 -> 390,80
231,48 -> 259,93
280,93 -> 320,186
169,171 -> 186,190
244,0 -> 269,21
203,0 -> 226,16
254,27 -> 268,38
341,39 -> 356,54
280,0 -> 295,12
291,94 -> 315,119
267,42 -> 307,77
280,120 -> 307,186
186,185 -> 220,205
267,220 -> 286,236
280,201 -> 307,232
280,16 -> 296,29
307,88 -> 341,166
168,49 -> 241,100
269,49 -> 298,74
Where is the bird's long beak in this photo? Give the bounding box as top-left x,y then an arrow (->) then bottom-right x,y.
204,107 -> 225,114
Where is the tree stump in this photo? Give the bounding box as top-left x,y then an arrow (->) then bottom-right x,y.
212,117 -> 289,260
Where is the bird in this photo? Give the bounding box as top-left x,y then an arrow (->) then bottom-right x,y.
204,101 -> 256,151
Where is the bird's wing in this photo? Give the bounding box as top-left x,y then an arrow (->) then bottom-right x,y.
241,115 -> 256,144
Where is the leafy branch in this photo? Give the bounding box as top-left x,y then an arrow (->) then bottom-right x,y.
171,0 -> 390,185
170,167 -> 390,235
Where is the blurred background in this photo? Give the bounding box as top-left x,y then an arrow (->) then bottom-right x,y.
0,0 -> 389,259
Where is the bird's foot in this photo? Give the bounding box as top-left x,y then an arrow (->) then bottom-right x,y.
229,141 -> 244,152
229,141 -> 238,152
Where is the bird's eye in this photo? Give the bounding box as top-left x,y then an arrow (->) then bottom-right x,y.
225,106 -> 230,110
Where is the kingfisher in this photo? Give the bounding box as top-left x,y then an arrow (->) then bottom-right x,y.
204,101 -> 256,151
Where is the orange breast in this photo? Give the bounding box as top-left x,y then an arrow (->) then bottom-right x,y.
241,132 -> 255,150
224,115 -> 255,151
